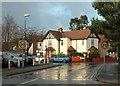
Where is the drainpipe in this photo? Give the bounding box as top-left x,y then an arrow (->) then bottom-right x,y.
76,40 -> 77,51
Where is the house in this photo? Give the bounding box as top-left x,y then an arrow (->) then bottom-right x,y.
28,33 -> 43,55
42,28 -> 99,58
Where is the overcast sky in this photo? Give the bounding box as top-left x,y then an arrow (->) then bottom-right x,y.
2,2 -> 103,31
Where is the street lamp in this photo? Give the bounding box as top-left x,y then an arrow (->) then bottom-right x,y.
24,13 -> 30,67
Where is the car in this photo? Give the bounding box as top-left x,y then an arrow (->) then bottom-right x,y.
2,53 -> 18,68
29,55 -> 45,63
50,56 -> 71,63
0,52 -> 2,67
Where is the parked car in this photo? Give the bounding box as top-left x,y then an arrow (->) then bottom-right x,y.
0,52 -> 2,67
18,54 -> 33,66
29,55 -> 45,63
2,53 -> 18,68
50,56 -> 71,63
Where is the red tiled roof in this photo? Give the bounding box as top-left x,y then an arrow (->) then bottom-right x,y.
63,29 -> 91,39
68,46 -> 76,51
37,35 -> 44,42
98,34 -> 106,41
43,28 -> 91,40
45,47 -> 55,51
42,30 -> 63,41
88,46 -> 98,51
50,30 -> 63,40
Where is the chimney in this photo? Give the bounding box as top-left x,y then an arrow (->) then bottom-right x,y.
58,28 -> 63,33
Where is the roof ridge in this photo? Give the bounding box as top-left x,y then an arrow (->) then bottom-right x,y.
49,30 -> 58,32
63,28 -> 90,33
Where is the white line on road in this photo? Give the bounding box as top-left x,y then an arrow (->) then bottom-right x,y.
88,64 -> 103,79
20,78 -> 38,84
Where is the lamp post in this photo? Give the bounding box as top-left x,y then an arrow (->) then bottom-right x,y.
24,13 -> 30,67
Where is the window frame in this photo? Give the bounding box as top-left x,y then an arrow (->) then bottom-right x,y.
82,40 -> 84,45
91,39 -> 94,46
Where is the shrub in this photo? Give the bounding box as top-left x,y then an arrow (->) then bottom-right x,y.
32,53 -> 37,55
105,55 -> 110,58
57,52 -> 66,57
89,51 -> 100,61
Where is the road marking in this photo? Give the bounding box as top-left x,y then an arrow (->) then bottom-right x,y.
88,64 -> 103,80
20,78 -> 38,84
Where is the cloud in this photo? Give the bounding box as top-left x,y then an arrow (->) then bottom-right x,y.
2,2 -> 100,31
3,0 -> 95,2
36,3 -> 71,16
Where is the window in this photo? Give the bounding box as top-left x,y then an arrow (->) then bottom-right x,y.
91,39 -> 94,46
82,40 -> 84,45
39,43 -> 41,47
48,40 -> 52,46
61,40 -> 63,45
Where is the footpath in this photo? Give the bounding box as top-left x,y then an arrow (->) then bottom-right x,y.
94,62 -> 120,85
2,63 -> 62,77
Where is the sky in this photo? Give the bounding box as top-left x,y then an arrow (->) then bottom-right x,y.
2,2 -> 103,31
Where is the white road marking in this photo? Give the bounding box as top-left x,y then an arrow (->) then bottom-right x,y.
88,64 -> 103,79
20,78 -> 38,84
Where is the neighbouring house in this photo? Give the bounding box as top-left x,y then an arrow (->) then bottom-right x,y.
28,33 -> 43,55
107,47 -> 118,58
42,28 -> 99,58
36,35 -> 44,56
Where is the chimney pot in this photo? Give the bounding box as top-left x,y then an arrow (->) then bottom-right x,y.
58,28 -> 63,33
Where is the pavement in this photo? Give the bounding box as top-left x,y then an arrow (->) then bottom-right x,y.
94,62 -> 120,85
2,63 -> 62,77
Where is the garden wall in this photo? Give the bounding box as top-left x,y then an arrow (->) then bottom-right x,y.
72,56 -> 86,62
92,57 -> 117,62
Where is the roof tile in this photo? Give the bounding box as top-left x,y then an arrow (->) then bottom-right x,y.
68,46 -> 76,51
63,29 -> 91,39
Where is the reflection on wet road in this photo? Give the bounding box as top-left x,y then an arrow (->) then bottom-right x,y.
3,63 -> 103,84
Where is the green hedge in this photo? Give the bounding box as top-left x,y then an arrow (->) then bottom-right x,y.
88,51 -> 100,61
57,52 -> 66,57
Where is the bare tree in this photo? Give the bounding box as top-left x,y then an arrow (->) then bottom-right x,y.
0,25 -> 2,52
2,14 -> 18,51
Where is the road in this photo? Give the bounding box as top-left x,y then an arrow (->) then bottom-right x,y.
2,63 -> 105,85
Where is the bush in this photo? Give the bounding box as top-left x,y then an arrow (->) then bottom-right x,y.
105,55 -> 110,58
57,52 -> 66,57
32,53 -> 37,55
89,51 -> 100,61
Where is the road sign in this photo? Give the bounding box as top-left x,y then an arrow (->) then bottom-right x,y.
18,40 -> 27,49
100,41 -> 110,50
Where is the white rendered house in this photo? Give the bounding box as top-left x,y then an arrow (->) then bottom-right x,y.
41,28 -> 99,58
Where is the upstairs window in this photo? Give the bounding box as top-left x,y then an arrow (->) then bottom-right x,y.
82,40 -> 84,45
91,39 -> 94,46
39,43 -> 41,47
48,40 -> 52,46
61,40 -> 63,45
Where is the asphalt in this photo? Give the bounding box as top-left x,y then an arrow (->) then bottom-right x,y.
2,63 -> 62,77
94,62 -> 120,85
2,62 -> 120,85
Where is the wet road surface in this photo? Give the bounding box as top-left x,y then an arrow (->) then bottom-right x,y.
2,63 -> 105,85
95,63 -> 120,85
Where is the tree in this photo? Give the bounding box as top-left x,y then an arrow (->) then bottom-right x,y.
2,14 -> 18,42
69,15 -> 88,31
92,2 -> 120,42
2,14 -> 18,51
89,18 -> 105,34
92,1 -> 120,57
0,25 -> 2,51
